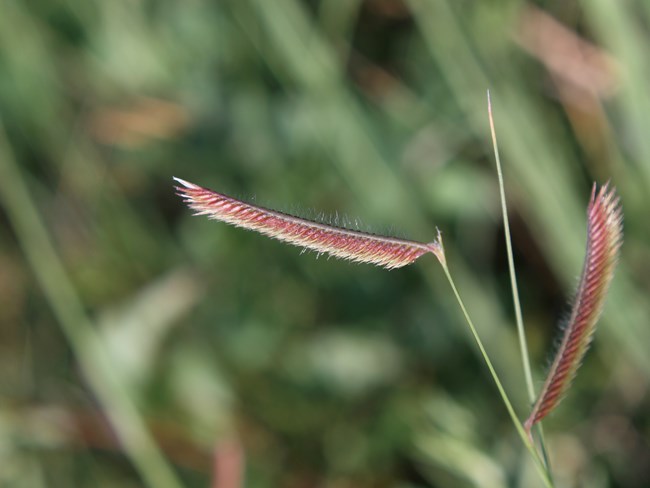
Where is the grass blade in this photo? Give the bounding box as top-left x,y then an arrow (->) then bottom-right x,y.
487,91 -> 536,403
487,92 -> 553,477
0,123 -> 184,488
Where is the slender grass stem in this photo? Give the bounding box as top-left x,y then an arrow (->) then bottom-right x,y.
437,255 -> 553,488
487,91 -> 536,403
535,423 -> 554,485
0,123 -> 183,488
487,91 -> 553,477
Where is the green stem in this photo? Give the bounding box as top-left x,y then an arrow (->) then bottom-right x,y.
438,256 -> 553,488
487,90 -> 536,403
535,423 -> 554,485
487,91 -> 553,478
0,123 -> 183,488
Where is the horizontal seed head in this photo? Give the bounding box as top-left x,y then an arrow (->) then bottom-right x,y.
174,177 -> 444,269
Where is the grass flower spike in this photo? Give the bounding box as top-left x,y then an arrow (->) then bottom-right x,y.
174,177 -> 444,269
525,183 -> 623,434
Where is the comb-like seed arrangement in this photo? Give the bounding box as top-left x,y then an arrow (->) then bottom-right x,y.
524,183 -> 623,433
174,177 -> 444,269
175,175 -> 623,453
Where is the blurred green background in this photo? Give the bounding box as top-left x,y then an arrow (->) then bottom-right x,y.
1,1 -> 649,487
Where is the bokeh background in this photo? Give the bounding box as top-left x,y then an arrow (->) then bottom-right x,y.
1,1 -> 649,487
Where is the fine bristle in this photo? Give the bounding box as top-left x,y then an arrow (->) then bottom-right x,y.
172,176 -> 196,189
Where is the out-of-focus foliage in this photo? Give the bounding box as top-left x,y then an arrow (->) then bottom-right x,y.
0,1 -> 649,486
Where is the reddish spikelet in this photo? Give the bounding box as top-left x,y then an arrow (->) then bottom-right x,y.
174,177 -> 444,269
525,183 -> 623,433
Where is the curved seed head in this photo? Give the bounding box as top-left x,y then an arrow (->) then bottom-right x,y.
174,177 -> 444,269
525,183 -> 623,433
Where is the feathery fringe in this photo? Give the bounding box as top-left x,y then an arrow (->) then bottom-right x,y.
174,177 -> 444,269
525,183 -> 623,433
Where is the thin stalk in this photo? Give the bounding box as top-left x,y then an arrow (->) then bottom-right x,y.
487,91 -> 536,403
438,254 -> 553,488
487,91 -> 552,476
0,123 -> 183,488
535,423 -> 553,484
